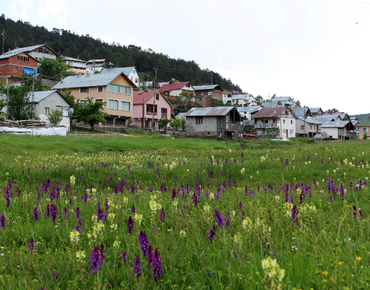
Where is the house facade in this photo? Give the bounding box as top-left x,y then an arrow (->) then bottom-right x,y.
356,116 -> 370,139
320,120 -> 355,140
231,94 -> 257,107
62,56 -> 87,74
0,51 -> 38,84
31,90 -> 71,131
296,118 -> 320,138
237,106 -> 261,120
253,107 -> 296,139
184,106 -> 242,138
53,71 -> 136,126
86,59 -> 107,74
193,85 -> 223,107
2,44 -> 57,62
132,90 -> 172,130
160,82 -> 195,97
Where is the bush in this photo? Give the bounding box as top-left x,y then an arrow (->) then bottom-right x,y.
47,108 -> 63,126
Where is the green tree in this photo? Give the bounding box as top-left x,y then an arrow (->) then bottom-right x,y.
72,97 -> 109,131
210,98 -> 225,107
3,84 -> 35,120
159,118 -> 170,128
59,89 -> 76,108
38,57 -> 71,81
255,95 -> 263,105
47,108 -> 63,125
0,99 -> 6,121
170,118 -> 182,130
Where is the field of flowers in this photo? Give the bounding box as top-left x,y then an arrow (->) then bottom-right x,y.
1,137 -> 370,289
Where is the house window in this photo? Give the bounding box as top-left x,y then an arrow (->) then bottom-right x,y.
264,120 -> 268,124
17,55 -> 29,62
310,125 -> 312,129
186,83 -> 190,87
14,67 -> 18,72
208,92 -> 212,96
108,84 -> 131,95
300,125 -> 304,130
156,94 -> 159,100
161,108 -> 167,118
108,99 -> 119,110
145,120 -> 149,128
289,130 -> 293,135
80,87 -> 90,93
45,107 -> 50,115
363,128 -> 368,133
291,120 -> 293,124
147,104 -> 157,114
120,86 -> 127,94
97,86 -> 103,92
121,101 -> 130,111
196,117 -> 203,124
283,119 -> 285,124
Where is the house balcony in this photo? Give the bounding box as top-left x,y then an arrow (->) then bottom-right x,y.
254,123 -> 278,129
226,123 -> 243,132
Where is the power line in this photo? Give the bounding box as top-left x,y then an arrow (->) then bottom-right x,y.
305,0 -> 370,10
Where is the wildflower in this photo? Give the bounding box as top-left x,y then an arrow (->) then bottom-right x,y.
134,255 -> 142,278
52,267 -> 60,279
180,230 -> 186,237
50,204 -> 58,222
29,238 -> 35,253
33,207 -> 39,221
127,216 -> 134,235
122,252 -> 128,264
214,208 -> 225,228
208,225 -> 217,241
238,202 -> 243,210
89,244 -> 106,274
76,207 -> 80,218
356,256 -> 362,261
70,231 -> 80,245
139,231 -> 151,258
152,247 -> 163,280
75,251 -> 85,263
192,193 -> 199,207
0,214 -> 6,230
131,204 -> 136,215
160,207 -> 166,222
322,271 -> 328,276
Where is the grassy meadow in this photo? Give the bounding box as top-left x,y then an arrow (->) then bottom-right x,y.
0,134 -> 369,289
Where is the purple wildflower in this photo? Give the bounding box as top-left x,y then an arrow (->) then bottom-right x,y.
50,204 -> 58,222
238,202 -> 243,210
105,199 -> 109,213
208,225 -> 217,241
292,204 -> 300,226
286,159 -> 289,166
329,196 -> 333,203
127,216 -> 134,235
192,193 -> 199,207
340,184 -> 345,199
214,208 -> 225,228
52,267 -> 60,280
33,207 -> 39,221
132,204 -> 136,215
122,252 -> 128,264
134,255 -> 142,278
152,247 -> 163,281
46,204 -> 50,217
76,207 -> 80,218
29,238 -> 35,253
90,244 -> 106,274
160,207 -> 166,222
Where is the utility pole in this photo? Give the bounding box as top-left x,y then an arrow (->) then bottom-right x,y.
1,30 -> 4,55
6,77 -> 9,120
32,72 -> 36,118
151,68 -> 157,132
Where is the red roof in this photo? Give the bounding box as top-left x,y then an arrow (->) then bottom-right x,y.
253,107 -> 286,118
133,90 -> 173,107
160,82 -> 191,92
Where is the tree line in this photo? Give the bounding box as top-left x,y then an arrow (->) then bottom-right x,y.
0,15 -> 242,92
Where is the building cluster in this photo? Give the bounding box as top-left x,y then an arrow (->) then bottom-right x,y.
0,44 -> 368,139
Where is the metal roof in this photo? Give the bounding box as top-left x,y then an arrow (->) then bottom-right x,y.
293,107 -> 311,117
254,107 -> 288,118
62,56 -> 86,63
193,85 -> 222,91
314,115 -> 337,122
27,90 -> 61,103
52,72 -> 126,89
321,120 -> 351,128
297,117 -> 322,124
184,106 -> 234,117
101,67 -> 135,76
261,100 -> 281,108
237,106 -> 261,113
0,44 -> 57,60
358,117 -> 370,127
310,107 -> 322,113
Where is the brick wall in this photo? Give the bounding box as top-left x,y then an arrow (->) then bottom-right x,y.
0,54 -> 38,79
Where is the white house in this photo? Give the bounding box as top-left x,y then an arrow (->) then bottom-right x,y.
230,94 -> 257,107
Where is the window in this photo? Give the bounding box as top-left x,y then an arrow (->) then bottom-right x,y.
310,125 -> 312,129
80,87 -> 90,93
120,86 -> 126,94
121,101 -> 130,111
97,86 -> 103,92
264,120 -> 268,124
147,104 -> 157,114
108,99 -> 119,110
156,94 -> 159,100
14,67 -> 18,72
45,107 -> 50,115
95,99 -> 103,103
283,119 -> 285,124
300,125 -> 304,130
363,128 -> 368,133
108,84 -> 131,95
289,130 -> 293,135
208,92 -> 212,96
17,55 -> 29,62
196,117 -> 203,124
145,120 -> 149,128
291,120 -> 293,124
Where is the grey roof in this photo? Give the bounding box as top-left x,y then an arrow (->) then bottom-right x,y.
321,120 -> 351,128
52,72 -> 124,89
0,44 -> 56,60
175,112 -> 187,120
237,106 -> 261,113
193,85 -> 222,91
87,59 -> 106,63
185,106 -> 235,117
101,67 -> 135,76
310,107 -> 322,113
28,90 -> 57,103
293,107 -> 311,117
232,94 -> 250,100
297,117 -> 322,125
315,115 -> 337,122
261,100 -> 281,108
62,56 -> 86,63
272,96 -> 293,102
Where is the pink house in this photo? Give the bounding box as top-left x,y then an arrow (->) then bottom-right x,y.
133,90 -> 173,129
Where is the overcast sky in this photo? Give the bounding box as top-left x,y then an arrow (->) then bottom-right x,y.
3,0 -> 370,114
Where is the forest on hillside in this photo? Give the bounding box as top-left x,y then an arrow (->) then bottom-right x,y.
0,15 -> 242,92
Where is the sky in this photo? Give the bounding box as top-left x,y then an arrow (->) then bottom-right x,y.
2,0 -> 370,115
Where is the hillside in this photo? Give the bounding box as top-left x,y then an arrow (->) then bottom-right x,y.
0,15 -> 242,92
